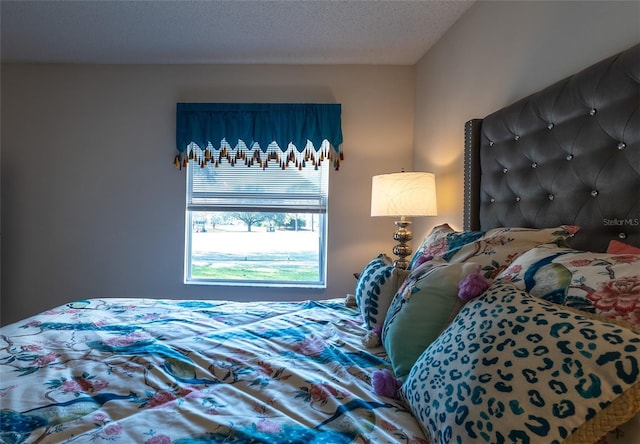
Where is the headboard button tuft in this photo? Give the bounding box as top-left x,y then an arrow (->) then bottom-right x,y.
464,45 -> 640,252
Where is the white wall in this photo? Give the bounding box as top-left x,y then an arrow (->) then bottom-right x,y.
412,0 -> 640,239
1,64 -> 414,324
4,0 -> 639,325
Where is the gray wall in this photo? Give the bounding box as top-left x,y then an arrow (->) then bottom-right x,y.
412,0 -> 640,238
1,64 -> 414,324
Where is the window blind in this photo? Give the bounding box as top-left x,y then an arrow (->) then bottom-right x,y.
187,143 -> 328,213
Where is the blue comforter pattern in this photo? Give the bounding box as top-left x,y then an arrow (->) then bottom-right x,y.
0,298 -> 427,444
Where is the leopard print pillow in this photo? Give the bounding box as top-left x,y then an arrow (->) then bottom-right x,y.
401,282 -> 640,444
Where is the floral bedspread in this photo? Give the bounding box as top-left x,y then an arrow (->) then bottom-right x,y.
0,298 -> 428,444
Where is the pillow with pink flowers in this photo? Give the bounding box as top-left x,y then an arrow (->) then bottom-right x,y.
608,240 -> 640,254
409,224 -> 579,279
408,224 -> 458,269
497,244 -> 640,328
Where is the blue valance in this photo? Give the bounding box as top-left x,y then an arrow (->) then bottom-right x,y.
175,103 -> 343,170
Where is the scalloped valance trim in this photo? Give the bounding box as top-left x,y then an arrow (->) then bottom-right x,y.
175,103 -> 343,170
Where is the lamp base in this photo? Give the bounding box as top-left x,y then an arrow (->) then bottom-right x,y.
391,218 -> 413,269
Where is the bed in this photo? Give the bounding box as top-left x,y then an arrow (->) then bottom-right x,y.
1,44 -> 638,444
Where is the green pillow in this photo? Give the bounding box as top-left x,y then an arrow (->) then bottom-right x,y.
381,261 -> 480,380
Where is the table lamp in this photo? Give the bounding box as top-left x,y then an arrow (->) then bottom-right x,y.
371,171 -> 437,268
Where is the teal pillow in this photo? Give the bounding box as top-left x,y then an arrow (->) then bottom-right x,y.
355,254 -> 407,330
381,261 -> 480,380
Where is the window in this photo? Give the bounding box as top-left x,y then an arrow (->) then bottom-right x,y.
185,141 -> 329,287
176,102 -> 342,286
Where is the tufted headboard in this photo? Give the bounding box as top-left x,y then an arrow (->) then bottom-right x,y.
464,44 -> 639,252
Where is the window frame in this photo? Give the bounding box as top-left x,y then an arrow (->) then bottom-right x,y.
184,154 -> 329,288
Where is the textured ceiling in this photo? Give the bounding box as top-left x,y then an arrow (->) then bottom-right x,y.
0,0 -> 474,65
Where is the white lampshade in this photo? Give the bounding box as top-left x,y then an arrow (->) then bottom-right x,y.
371,172 -> 437,217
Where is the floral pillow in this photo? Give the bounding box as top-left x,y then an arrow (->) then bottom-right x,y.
355,254 -> 408,331
400,281 -> 640,444
381,261 -> 481,381
497,245 -> 640,328
608,240 -> 640,254
410,224 -> 579,279
408,224 -> 457,269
